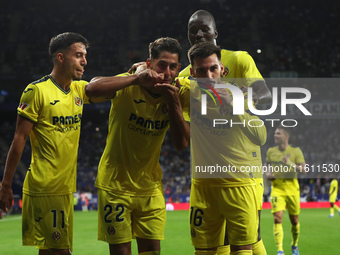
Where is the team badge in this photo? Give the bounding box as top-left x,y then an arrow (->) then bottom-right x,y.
18,102 -> 29,111
162,104 -> 168,115
107,226 -> 116,235
52,231 -> 61,240
219,105 -> 229,115
75,96 -> 83,106
222,67 -> 229,77
252,152 -> 257,157
190,228 -> 196,238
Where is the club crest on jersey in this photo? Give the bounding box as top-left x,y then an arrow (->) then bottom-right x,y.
162,104 -> 168,115
219,105 -> 229,115
52,231 -> 61,240
107,226 -> 116,235
222,67 -> 229,77
75,96 -> 83,106
18,102 -> 29,111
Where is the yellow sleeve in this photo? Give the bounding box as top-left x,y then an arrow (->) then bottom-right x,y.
237,51 -> 263,87
17,84 -> 40,122
294,147 -> 305,164
266,148 -> 271,164
179,85 -> 190,122
76,80 -> 91,104
178,65 -> 191,77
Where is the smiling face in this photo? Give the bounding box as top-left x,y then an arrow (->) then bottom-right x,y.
60,42 -> 87,80
188,13 -> 218,46
274,128 -> 289,146
147,51 -> 180,84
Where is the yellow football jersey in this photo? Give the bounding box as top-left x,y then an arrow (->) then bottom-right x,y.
17,75 -> 89,196
95,73 -> 190,196
179,49 -> 265,181
266,145 -> 305,196
189,81 -> 267,187
330,179 -> 338,196
179,49 -> 263,87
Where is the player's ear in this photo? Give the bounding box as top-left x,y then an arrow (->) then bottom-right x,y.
146,59 -> 151,68
220,63 -> 224,75
214,29 -> 218,39
190,67 -> 196,78
56,53 -> 64,63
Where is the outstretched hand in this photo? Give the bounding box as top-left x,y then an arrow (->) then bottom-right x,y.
127,61 -> 147,74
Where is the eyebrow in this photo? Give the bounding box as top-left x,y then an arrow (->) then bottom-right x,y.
76,51 -> 87,56
158,60 -> 178,66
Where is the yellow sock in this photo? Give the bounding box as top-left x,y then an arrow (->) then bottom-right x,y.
330,207 -> 334,215
252,239 -> 267,255
138,251 -> 160,255
291,223 -> 300,247
195,250 -> 217,255
230,250 -> 252,255
334,204 -> 340,212
274,223 -> 284,252
217,245 -> 230,255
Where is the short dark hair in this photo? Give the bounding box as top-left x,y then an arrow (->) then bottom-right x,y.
149,37 -> 182,61
189,10 -> 217,30
277,125 -> 291,136
49,32 -> 89,59
188,42 -> 221,65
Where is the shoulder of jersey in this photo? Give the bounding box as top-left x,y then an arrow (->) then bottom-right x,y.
221,49 -> 249,58
288,144 -> 300,149
31,75 -> 51,86
268,145 -> 278,151
177,76 -> 193,88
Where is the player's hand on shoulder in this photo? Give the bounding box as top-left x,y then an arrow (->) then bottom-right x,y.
127,61 -> 147,74
136,69 -> 164,89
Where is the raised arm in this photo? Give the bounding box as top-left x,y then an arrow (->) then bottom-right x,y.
85,70 -> 165,99
251,80 -> 272,105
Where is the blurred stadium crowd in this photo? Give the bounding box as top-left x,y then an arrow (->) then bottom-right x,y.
1,0 -> 340,209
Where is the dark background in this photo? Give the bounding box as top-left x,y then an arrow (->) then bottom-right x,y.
0,0 -> 339,203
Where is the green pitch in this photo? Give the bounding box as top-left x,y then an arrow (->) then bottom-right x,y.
0,209 -> 339,254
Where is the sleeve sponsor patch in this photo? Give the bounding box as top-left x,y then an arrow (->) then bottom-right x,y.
18,102 -> 29,111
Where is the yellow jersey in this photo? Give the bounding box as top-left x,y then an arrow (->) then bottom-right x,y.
95,73 -> 190,196
266,145 -> 305,196
330,179 -> 338,197
18,75 -> 89,196
179,49 -> 265,182
189,80 -> 267,187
